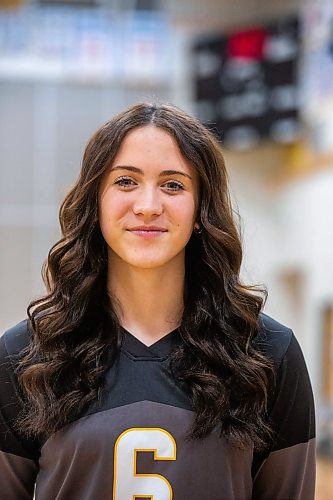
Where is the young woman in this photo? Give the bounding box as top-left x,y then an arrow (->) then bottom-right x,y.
0,102 -> 315,499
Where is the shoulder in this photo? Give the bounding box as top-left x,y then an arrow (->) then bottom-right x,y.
255,312 -> 313,391
0,319 -> 31,408
251,315 -> 315,480
0,320 -> 41,460
0,319 -> 31,360
255,313 -> 310,383
255,313 -> 315,439
254,313 -> 293,369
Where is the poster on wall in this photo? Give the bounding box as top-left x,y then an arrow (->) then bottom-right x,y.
193,18 -> 300,150
0,6 -> 170,83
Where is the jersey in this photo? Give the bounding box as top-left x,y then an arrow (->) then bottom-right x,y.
0,314 -> 316,500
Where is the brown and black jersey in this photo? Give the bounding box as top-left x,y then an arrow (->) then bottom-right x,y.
0,314 -> 316,499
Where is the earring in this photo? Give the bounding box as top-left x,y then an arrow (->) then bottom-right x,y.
193,224 -> 203,234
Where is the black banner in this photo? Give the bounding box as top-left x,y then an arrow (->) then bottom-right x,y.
193,18 -> 300,149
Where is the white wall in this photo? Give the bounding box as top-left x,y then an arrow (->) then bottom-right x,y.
228,151 -> 333,410
275,168 -> 333,400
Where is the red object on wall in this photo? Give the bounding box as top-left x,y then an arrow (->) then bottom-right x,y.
227,28 -> 267,61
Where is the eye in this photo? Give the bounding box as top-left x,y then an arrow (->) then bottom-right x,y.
162,180 -> 185,192
113,176 -> 137,188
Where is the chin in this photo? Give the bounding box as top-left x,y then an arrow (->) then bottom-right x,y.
127,253 -> 183,270
109,248 -> 185,270
129,259 -> 169,270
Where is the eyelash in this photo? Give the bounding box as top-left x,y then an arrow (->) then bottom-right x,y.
162,180 -> 185,192
114,176 -> 136,188
113,177 -> 185,192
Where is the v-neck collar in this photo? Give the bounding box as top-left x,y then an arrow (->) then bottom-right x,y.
121,327 -> 181,359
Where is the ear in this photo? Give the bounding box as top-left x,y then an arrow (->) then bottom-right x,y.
194,222 -> 200,230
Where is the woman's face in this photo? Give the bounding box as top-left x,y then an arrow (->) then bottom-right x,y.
98,125 -> 198,272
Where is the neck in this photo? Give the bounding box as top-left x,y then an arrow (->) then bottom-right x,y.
107,256 -> 185,346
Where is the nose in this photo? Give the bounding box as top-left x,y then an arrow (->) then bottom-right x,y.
132,186 -> 163,219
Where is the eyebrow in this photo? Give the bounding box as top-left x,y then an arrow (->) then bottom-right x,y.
111,165 -> 192,180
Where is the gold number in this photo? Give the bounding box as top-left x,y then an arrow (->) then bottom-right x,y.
113,427 -> 177,499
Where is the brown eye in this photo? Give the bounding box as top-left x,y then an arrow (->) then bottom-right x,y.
162,180 -> 185,192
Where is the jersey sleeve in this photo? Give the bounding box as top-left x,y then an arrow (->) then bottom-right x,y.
0,322 -> 39,499
252,333 -> 316,500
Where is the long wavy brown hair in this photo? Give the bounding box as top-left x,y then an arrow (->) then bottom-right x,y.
18,102 -> 273,450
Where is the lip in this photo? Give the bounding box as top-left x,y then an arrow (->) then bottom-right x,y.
127,226 -> 167,238
127,226 -> 167,232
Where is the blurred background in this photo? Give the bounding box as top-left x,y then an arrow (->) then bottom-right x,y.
0,0 -> 332,497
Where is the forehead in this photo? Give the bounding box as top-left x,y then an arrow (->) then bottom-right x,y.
118,125 -> 175,150
112,125 -> 192,172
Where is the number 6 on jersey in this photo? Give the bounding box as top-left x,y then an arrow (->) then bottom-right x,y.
113,428 -> 177,499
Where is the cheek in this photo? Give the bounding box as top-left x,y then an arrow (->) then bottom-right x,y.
171,197 -> 196,228
99,194 -> 131,246
99,192 -> 131,224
